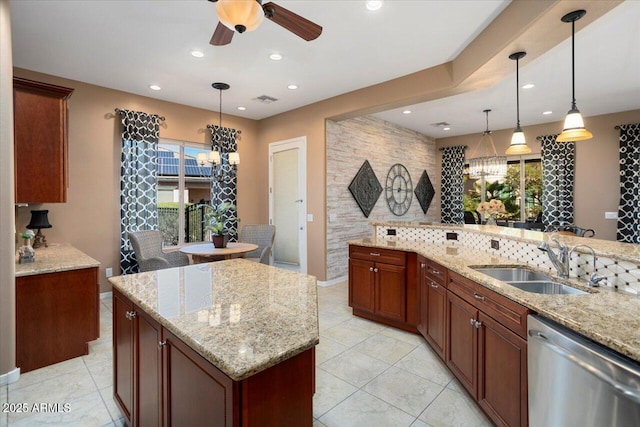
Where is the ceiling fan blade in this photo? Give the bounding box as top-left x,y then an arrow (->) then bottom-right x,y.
210,22 -> 234,46
263,2 -> 322,42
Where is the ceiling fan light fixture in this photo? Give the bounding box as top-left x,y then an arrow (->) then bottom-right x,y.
216,0 -> 264,34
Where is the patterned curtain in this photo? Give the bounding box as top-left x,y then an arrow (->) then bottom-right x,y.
617,123 -> 640,243
118,109 -> 162,274
208,125 -> 240,241
440,146 -> 466,224
540,134 -> 575,228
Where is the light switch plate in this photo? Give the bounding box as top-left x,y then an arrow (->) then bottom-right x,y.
605,212 -> 618,219
105,268 -> 113,278
307,214 -> 314,222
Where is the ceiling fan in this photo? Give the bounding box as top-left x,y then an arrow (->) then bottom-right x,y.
207,0 -> 322,46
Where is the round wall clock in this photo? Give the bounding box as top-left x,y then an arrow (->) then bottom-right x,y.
385,163 -> 413,216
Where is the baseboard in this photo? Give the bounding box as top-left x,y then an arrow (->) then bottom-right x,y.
100,291 -> 113,300
317,275 -> 347,287
0,367 -> 20,386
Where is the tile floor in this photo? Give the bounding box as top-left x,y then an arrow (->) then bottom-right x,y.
0,281 -> 491,427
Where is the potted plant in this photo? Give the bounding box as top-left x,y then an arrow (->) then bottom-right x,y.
202,202 -> 239,248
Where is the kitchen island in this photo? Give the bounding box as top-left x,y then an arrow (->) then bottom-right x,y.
108,259 -> 319,427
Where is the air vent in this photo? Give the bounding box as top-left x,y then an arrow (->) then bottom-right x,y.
431,121 -> 451,127
253,95 -> 278,104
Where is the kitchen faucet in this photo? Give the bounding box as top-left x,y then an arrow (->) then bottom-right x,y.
538,239 -> 606,286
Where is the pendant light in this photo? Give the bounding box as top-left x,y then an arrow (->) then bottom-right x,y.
557,9 -> 593,142
468,109 -> 507,179
506,51 -> 531,155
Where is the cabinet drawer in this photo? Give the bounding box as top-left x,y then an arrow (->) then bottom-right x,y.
448,272 -> 529,338
425,259 -> 447,287
349,245 -> 406,266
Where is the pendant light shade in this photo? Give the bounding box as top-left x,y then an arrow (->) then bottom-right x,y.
468,109 -> 507,179
216,0 -> 264,34
506,51 -> 531,155
557,9 -> 592,142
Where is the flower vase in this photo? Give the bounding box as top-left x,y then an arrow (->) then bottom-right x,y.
485,216 -> 497,226
18,238 -> 35,264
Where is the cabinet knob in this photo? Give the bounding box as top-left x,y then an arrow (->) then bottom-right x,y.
158,341 -> 167,348
369,267 -> 374,272
125,311 -> 137,320
473,293 -> 485,301
474,321 -> 483,329
470,318 -> 476,326
374,268 -> 379,273
421,263 -> 426,269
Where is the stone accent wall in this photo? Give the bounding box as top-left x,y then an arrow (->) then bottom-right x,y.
326,116 -> 438,281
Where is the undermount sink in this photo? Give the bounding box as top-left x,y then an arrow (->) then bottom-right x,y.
472,266 -> 588,295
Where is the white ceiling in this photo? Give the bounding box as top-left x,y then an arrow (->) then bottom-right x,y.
10,1 -> 640,139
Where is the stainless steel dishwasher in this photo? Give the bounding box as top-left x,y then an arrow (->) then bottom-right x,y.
528,315 -> 640,427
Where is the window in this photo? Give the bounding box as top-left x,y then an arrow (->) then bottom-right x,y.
464,155 -> 542,222
157,140 -> 212,246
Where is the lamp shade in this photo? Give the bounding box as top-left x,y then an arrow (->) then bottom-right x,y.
556,108 -> 593,142
26,210 -> 52,229
196,152 -> 207,164
216,0 -> 264,33
506,127 -> 532,155
208,150 -> 221,165
228,152 -> 240,165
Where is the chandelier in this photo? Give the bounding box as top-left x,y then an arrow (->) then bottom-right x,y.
468,109 -> 507,179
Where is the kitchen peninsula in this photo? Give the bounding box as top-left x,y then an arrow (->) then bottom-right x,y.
108,259 -> 319,427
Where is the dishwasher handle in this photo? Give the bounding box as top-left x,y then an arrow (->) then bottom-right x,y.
529,329 -> 640,404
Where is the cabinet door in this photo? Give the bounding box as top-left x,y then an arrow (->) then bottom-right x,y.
113,291 -> 134,424
374,263 -> 406,322
349,258 -> 374,312
163,328 -> 236,427
425,279 -> 447,360
478,312 -> 528,427
446,291 -> 478,399
136,309 -> 162,427
417,260 -> 428,338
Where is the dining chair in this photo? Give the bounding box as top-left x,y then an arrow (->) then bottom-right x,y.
239,224 -> 276,265
128,230 -> 190,272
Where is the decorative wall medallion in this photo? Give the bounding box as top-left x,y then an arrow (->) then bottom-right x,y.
385,164 -> 413,216
414,170 -> 435,214
348,160 -> 383,218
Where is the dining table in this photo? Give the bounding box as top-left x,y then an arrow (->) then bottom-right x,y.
179,242 -> 259,264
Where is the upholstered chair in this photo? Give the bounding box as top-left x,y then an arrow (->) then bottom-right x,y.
127,230 -> 190,272
239,224 -> 276,265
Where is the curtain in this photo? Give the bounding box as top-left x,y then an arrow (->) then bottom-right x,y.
617,123 -> 640,243
118,109 -> 162,274
208,125 -> 241,241
440,146 -> 466,224
540,134 -> 575,228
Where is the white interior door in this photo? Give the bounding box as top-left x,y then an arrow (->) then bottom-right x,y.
269,137 -> 307,273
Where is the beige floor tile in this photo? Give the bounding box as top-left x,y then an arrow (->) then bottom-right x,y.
315,336 -> 349,365
86,359 -> 114,390
320,349 -> 390,388
99,386 -> 124,422
353,333 -> 417,364
395,345 -> 453,386
313,419 -> 328,427
363,366 -> 444,417
319,390 -> 415,427
418,388 -> 492,427
313,367 -> 358,419
318,313 -> 351,332
411,419 -> 431,427
379,327 -> 426,346
0,387 -> 6,427
9,357 -> 87,392
8,390 -> 112,427
321,322 -> 376,348
0,385 -> 7,403
446,377 -> 464,393
341,317 -> 387,334
84,337 -> 114,368
320,302 -> 354,319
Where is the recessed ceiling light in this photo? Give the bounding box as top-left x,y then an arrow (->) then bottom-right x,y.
402,110 -> 412,115
543,110 -> 553,115
190,50 -> 204,58
269,53 -> 283,61
149,84 -> 161,91
443,127 -> 451,131
522,83 -> 535,89
287,84 -> 299,90
366,1 -> 383,11
237,106 -> 247,111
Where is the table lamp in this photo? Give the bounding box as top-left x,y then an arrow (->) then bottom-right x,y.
27,210 -> 52,249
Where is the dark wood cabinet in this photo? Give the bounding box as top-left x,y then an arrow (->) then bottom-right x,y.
348,246 -> 407,326
113,291 -> 134,424
16,267 -> 98,373
418,258 -> 447,360
136,309 -> 163,427
13,77 -> 73,203
446,290 -> 478,399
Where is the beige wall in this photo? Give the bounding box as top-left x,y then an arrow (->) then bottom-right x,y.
13,68 -> 260,292
436,109 -> 640,241
1,0 -> 16,378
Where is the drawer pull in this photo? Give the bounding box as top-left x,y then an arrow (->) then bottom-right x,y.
430,281 -> 439,289
431,269 -> 441,276
421,263 -> 426,269
473,293 -> 485,301
370,252 -> 381,257
369,267 -> 374,272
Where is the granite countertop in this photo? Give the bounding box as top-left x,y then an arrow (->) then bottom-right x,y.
350,237 -> 640,363
15,243 -> 100,277
108,259 -> 319,381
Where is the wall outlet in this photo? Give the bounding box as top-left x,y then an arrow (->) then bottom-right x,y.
491,239 -> 500,250
446,232 -> 458,241
307,214 -> 314,222
329,213 -> 337,223
105,268 -> 113,278
387,229 -> 397,236
605,212 -> 618,220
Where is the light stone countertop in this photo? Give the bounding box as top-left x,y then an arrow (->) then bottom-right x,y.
15,243 -> 100,277
350,237 -> 640,363
108,259 -> 319,381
